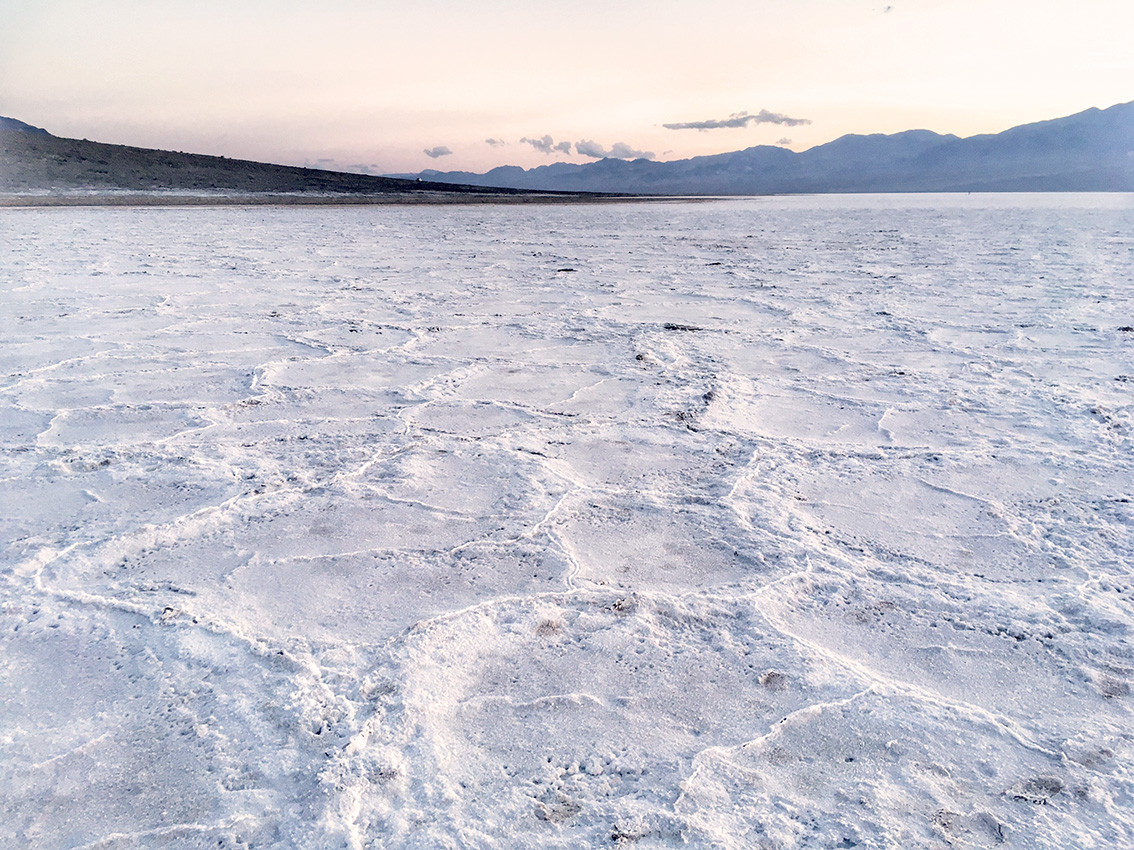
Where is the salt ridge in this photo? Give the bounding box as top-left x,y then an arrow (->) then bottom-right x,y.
1,194 -> 1132,848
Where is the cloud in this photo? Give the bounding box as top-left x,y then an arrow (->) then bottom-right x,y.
423,146 -> 453,158
305,158 -> 385,175
663,110 -> 812,131
574,140 -> 655,160
775,138 -> 792,147
519,135 -> 575,156
574,139 -> 607,159
484,138 -> 506,147
520,134 -> 557,154
608,142 -> 654,160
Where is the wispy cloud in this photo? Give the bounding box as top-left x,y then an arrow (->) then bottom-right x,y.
575,140 -> 655,160
574,140 -> 606,159
775,137 -> 793,147
608,141 -> 654,160
663,110 -> 812,131
423,146 -> 453,158
521,135 -> 557,154
484,138 -> 506,147
519,135 -> 575,156
305,158 -> 382,174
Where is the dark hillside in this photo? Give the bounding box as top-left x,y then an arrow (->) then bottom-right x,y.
0,124 -> 620,202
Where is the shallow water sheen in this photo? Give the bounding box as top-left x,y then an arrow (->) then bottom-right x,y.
2,195 -> 1133,849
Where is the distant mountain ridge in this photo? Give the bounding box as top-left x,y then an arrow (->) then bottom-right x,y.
0,116 -> 49,134
409,101 -> 1134,194
0,120 -> 604,202
3,101 -> 1131,199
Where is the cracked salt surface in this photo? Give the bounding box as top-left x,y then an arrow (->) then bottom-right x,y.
1,194 -> 1133,848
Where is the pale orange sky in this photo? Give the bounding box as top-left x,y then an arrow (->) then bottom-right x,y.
1,0 -> 1131,173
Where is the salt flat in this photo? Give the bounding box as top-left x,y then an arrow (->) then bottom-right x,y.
1,195 -> 1132,849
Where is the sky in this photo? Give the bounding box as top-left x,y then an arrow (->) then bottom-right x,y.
1,0 -> 1131,174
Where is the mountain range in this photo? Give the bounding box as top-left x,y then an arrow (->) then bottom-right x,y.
0,122 -> 595,203
2,101 -> 1131,200
410,101 -> 1134,194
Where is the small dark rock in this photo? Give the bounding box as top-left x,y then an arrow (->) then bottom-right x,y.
1009,776 -> 1063,803
1100,677 -> 1130,698
759,670 -> 789,691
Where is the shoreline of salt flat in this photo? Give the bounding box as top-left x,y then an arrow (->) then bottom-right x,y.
0,190 -> 687,207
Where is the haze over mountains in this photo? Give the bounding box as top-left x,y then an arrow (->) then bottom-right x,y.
2,101 -> 1131,200
411,101 -> 1134,194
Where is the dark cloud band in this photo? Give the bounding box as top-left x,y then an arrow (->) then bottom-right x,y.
663,110 -> 811,130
